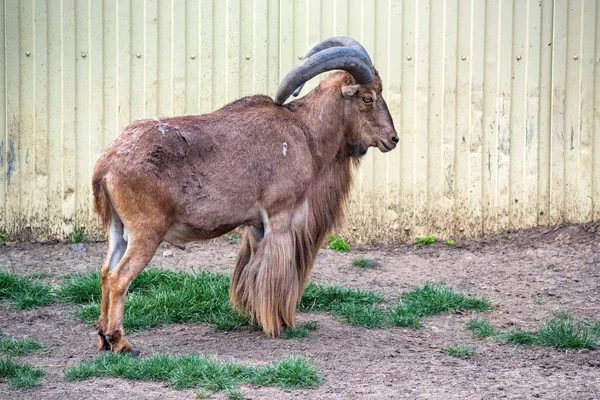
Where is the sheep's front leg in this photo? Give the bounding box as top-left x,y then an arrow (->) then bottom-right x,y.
230,212 -> 299,336
230,226 -> 264,311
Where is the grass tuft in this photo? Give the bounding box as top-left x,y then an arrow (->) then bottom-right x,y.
536,315 -> 597,349
389,308 -> 423,329
415,236 -> 436,246
68,225 -> 88,244
282,321 -> 318,340
444,345 -> 473,357
0,358 -> 45,388
484,312 -> 599,350
250,356 -> 323,389
390,283 -> 492,328
65,353 -> 322,392
465,317 -> 497,338
302,321 -> 318,331
0,271 -> 54,309
226,388 -> 245,399
56,270 -> 102,304
351,258 -> 378,268
326,234 -> 350,252
0,334 -> 44,356
298,282 -> 382,313
502,329 -> 539,346
282,327 -> 310,340
590,322 -> 600,337
0,232 -> 6,245
334,303 -> 386,329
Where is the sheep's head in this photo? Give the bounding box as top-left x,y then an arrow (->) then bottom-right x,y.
275,37 -> 398,157
340,71 -> 398,156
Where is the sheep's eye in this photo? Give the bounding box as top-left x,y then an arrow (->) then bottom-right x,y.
362,97 -> 373,103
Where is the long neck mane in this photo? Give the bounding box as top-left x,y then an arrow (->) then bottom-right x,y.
285,75 -> 361,288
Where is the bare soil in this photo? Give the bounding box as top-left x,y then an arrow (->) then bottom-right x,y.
1,223 -> 599,399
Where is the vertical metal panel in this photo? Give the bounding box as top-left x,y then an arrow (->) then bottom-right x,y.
594,0 -> 600,221
1,0 -> 600,242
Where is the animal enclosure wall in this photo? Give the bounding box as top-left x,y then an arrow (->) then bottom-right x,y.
1,0 -> 600,243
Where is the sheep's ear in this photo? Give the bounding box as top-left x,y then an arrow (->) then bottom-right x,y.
341,84 -> 360,98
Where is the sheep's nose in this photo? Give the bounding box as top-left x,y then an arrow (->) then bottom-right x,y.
392,136 -> 399,144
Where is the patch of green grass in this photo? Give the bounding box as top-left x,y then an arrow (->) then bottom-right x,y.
0,271 -> 54,309
351,258 -> 378,268
61,269 -> 385,332
326,234 -> 350,252
298,282 -> 382,313
302,321 -> 318,331
65,353 -> 322,392
58,269 -> 493,332
56,270 -> 102,304
389,307 -> 423,328
282,321 -> 318,340
334,303 -> 386,328
590,322 -> 600,337
250,356 -> 322,389
489,312 -> 599,350
0,358 -> 45,388
224,233 -> 241,245
415,236 -> 435,246
299,283 -> 384,327
61,269 -> 249,332
446,239 -> 455,246
502,328 -> 539,346
465,317 -> 497,338
0,232 -> 6,245
226,388 -> 245,399
536,314 -> 597,349
68,225 -> 88,244
444,345 -> 473,357
389,283 -> 492,328
26,272 -> 56,280
283,327 -> 310,339
0,334 -> 44,356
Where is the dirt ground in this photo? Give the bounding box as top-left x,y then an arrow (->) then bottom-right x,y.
1,223 -> 599,399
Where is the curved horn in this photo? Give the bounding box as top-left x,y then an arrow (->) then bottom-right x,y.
292,37 -> 373,97
275,47 -> 374,105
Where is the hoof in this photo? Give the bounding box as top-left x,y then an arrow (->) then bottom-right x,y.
105,332 -> 138,355
130,347 -> 141,358
97,335 -> 111,351
97,329 -> 111,351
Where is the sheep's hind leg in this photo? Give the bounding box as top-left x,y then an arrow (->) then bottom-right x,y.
96,215 -> 127,350
104,231 -> 161,356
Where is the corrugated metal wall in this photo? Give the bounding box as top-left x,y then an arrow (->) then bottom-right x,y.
1,0 -> 599,242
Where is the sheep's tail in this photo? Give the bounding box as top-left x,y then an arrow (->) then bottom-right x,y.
92,172 -> 112,232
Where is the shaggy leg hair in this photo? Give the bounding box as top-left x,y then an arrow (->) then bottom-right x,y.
230,159 -> 356,336
230,227 -> 261,309
230,228 -> 299,336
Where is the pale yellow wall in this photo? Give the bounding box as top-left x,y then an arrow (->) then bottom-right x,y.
1,0 -> 599,242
